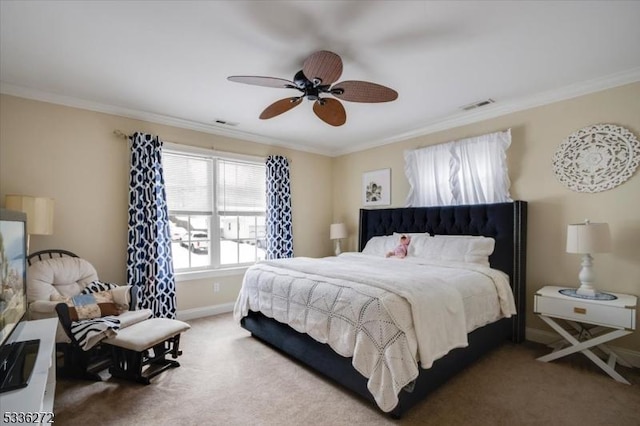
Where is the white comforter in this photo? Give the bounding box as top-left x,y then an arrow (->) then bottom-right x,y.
234,253 -> 516,412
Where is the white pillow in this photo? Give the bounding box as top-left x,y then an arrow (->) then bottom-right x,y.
361,235 -> 397,257
411,235 -> 495,266
393,232 -> 431,239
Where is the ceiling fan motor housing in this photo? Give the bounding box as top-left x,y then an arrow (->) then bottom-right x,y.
293,70 -> 333,101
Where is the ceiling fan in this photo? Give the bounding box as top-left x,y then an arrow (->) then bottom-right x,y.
227,50 -> 398,127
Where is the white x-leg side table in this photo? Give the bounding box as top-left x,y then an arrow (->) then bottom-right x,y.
534,286 -> 637,384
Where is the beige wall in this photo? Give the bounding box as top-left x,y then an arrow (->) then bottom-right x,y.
2,83 -> 639,352
0,95 -> 333,311
333,82 -> 640,351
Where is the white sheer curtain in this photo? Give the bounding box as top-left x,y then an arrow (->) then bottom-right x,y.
405,129 -> 512,207
404,141 -> 454,206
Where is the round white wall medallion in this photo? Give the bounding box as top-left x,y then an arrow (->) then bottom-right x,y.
552,124 -> 640,193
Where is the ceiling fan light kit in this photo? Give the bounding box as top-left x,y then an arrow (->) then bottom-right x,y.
228,50 -> 398,126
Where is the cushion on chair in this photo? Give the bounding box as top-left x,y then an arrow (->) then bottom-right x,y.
27,255 -> 146,345
111,285 -> 132,306
28,257 -> 99,302
51,290 -> 124,321
28,256 -> 100,343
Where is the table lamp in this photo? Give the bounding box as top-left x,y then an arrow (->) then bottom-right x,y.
330,223 -> 348,256
566,220 -> 611,297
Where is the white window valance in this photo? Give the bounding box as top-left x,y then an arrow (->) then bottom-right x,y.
405,129 -> 512,207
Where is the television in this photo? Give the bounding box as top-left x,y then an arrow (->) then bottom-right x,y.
0,208 -> 39,393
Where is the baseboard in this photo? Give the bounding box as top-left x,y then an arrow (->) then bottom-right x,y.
176,302 -> 235,321
526,326 -> 640,368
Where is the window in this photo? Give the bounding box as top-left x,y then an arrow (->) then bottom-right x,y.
163,146 -> 266,273
405,129 -> 512,207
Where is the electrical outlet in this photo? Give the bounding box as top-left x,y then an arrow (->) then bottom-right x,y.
213,282 -> 220,293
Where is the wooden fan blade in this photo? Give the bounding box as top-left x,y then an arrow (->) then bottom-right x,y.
313,98 -> 346,127
228,76 -> 296,89
259,97 -> 302,119
332,80 -> 398,103
302,51 -> 343,85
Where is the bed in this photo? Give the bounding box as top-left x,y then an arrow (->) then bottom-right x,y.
235,201 -> 527,417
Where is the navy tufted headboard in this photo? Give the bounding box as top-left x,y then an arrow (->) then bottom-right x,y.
359,201 -> 527,342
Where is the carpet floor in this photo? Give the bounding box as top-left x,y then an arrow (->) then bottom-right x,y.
53,313 -> 640,426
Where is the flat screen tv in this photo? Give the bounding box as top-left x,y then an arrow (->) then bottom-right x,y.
0,208 -> 39,393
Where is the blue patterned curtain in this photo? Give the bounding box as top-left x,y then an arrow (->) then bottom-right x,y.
266,155 -> 293,259
127,132 -> 176,318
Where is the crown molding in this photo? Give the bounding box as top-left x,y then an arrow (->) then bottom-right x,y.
0,82 -> 335,157
332,67 -> 640,156
3,66 -> 639,158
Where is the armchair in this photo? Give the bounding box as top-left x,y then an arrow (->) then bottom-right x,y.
27,250 -> 152,379
27,249 -> 190,384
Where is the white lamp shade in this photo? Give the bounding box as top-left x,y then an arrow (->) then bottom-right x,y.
5,194 -> 55,235
566,222 -> 611,254
330,223 -> 348,240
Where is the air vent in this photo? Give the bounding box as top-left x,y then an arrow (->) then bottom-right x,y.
460,99 -> 495,111
213,119 -> 238,127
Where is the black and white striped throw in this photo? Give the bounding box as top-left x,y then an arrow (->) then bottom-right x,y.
70,316 -> 121,351
70,281 -> 122,350
81,280 -> 119,294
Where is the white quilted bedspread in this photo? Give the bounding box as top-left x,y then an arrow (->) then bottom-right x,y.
233,253 -> 515,412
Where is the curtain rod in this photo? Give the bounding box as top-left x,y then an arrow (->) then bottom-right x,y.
113,129 -> 291,163
113,129 -> 132,140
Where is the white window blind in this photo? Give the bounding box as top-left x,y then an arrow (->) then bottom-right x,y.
217,159 -> 266,214
164,153 -> 213,214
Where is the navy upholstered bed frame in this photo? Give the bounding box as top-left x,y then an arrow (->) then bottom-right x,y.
241,201 -> 527,417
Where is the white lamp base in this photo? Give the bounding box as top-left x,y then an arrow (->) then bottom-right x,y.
576,253 -> 598,296
576,286 -> 597,297
334,239 -> 342,256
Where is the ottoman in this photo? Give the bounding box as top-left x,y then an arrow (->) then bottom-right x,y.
104,317 -> 191,384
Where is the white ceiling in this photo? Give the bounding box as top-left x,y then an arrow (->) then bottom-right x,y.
1,1 -> 639,156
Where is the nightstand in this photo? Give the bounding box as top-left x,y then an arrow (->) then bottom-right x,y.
534,285 -> 637,384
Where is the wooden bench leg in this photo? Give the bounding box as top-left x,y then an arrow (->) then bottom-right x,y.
57,342 -> 111,381
108,334 -> 184,384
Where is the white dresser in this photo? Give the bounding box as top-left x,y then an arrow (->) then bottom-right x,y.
0,318 -> 57,425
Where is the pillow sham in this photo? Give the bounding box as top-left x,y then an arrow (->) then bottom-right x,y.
51,290 -> 124,321
411,235 -> 495,266
393,232 -> 431,238
361,235 -> 397,257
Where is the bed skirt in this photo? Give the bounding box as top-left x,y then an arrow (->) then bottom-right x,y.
241,310 -> 512,418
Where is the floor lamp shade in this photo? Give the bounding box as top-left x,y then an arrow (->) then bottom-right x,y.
566,221 -> 611,296
5,194 -> 55,235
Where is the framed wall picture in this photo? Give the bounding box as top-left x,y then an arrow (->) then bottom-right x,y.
362,168 -> 391,206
